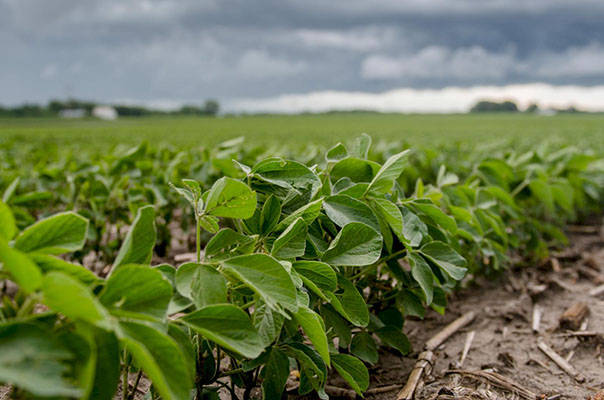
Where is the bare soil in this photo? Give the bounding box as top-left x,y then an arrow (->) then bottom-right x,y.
347,220 -> 604,400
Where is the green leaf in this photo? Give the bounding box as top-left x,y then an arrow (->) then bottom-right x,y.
323,194 -> 380,232
253,301 -> 285,347
420,241 -> 467,281
42,272 -> 111,330
112,205 -> 156,272
331,158 -> 380,183
408,252 -> 434,304
326,275 -> 369,327
295,306 -> 330,366
529,179 -> 555,214
350,332 -> 378,364
180,304 -> 265,359
375,326 -> 411,354
0,322 -> 82,397
199,215 -> 220,234
366,150 -> 410,194
0,201 -> 16,240
293,261 -> 337,292
371,198 -> 404,239
271,217 -> 307,259
251,158 -> 322,195
326,143 -> 348,163
205,228 -> 255,260
86,327 -> 120,400
14,212 -> 88,254
0,240 -> 42,294
100,265 -> 172,321
2,177 -> 19,203
322,222 -> 382,266
175,263 -> 227,308
262,348 -> 290,400
118,321 -> 193,400
353,133 -> 372,159
221,254 -> 298,314
205,177 -> 257,219
30,254 -> 99,285
412,201 -> 457,234
275,199 -> 323,231
331,354 -> 369,396
321,306 -> 352,347
260,195 -> 281,235
286,343 -> 327,397
401,206 -> 428,247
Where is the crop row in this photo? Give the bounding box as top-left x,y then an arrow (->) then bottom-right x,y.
1,134 -> 603,399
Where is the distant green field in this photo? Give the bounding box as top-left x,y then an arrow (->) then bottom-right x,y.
1,113 -> 604,148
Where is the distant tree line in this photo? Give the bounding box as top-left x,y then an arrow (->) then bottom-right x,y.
470,100 -> 585,114
0,99 -> 220,118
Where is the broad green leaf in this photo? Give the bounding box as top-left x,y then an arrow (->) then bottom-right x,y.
366,150 -> 410,194
321,306 -> 352,347
205,177 -> 257,219
323,194 -> 380,232
353,133 -> 372,159
375,326 -> 411,354
205,228 -> 255,260
0,240 -> 42,294
86,327 -> 120,400
295,306 -> 330,366
253,301 -> 285,347
371,197 -> 404,239
118,321 -> 193,400
260,195 -> 281,235
100,265 -> 172,320
180,304 -> 265,359
261,348 -> 290,400
112,205 -> 156,272
251,158 -> 321,195
331,354 -> 369,396
398,289 -> 426,318
0,201 -> 16,240
326,143 -> 348,163
42,272 -> 111,330
293,261 -> 337,292
322,222 -> 382,266
199,215 -> 220,234
175,263 -> 227,308
14,212 -> 88,254
420,241 -> 467,281
331,158 -> 380,183
350,332 -> 378,364
271,217 -> 307,259
529,179 -> 555,214
0,322 -> 81,397
30,254 -> 99,285
286,343 -> 327,397
408,252 -> 434,304
221,254 -> 298,314
401,206 -> 428,247
412,201 -> 457,234
326,275 -> 369,327
275,199 -> 323,231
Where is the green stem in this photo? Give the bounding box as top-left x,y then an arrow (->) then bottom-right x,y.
196,216 -> 201,263
128,370 -> 142,400
122,350 -> 130,400
350,249 -> 407,280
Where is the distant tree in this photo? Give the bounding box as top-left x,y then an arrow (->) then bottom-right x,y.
203,99 -> 220,116
470,100 -> 519,113
525,103 -> 540,113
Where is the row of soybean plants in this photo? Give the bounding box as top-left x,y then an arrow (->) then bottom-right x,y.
1,134 -> 603,399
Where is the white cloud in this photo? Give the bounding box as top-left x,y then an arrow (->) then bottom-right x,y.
229,83 -> 604,113
295,28 -> 393,51
362,43 -> 604,81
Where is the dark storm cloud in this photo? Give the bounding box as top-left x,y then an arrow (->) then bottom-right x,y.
1,0 -> 604,108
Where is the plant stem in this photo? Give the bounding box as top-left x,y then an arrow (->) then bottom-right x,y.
350,249 -> 407,280
128,370 -> 143,400
122,350 -> 130,400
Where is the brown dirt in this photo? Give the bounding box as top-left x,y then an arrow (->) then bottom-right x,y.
352,220 -> 604,400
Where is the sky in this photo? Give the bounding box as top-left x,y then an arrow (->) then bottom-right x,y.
2,0 -> 604,112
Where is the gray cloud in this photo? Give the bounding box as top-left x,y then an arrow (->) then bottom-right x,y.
1,0 -> 604,107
